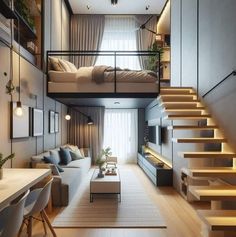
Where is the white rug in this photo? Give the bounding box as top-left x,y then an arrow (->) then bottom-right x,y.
52,166 -> 166,228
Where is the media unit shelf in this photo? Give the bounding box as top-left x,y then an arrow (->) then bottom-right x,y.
137,153 -> 172,186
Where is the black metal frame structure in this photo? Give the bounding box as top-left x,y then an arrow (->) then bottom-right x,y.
46,50 -> 161,99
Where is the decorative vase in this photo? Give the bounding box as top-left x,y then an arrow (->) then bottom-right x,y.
0,168 -> 3,180
97,168 -> 104,178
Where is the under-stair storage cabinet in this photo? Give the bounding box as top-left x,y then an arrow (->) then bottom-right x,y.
138,153 -> 173,186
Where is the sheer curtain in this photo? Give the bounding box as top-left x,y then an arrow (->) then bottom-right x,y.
96,15 -> 140,70
103,109 -> 138,164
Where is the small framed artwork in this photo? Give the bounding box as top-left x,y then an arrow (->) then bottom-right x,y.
32,108 -> 44,137
10,102 -> 30,139
49,110 -> 55,133
55,112 -> 59,133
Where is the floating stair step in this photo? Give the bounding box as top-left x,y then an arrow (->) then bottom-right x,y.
161,87 -> 193,90
189,185 -> 236,201
160,90 -> 196,95
164,114 -> 211,120
158,95 -> 198,102
159,102 -> 201,109
162,108 -> 205,112
162,108 -> 204,115
179,152 -> 236,159
186,167 -> 236,178
168,125 -> 218,130
172,138 -> 227,143
197,210 -> 236,231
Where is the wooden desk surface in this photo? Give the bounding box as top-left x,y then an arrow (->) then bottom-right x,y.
0,168 -> 50,211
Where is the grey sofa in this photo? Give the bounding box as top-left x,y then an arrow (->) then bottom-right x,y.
31,146 -> 91,206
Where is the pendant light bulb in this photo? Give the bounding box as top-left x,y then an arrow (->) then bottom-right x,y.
15,101 -> 23,117
65,114 -> 71,120
65,108 -> 71,120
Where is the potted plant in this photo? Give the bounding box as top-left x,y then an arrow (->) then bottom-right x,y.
0,153 -> 15,179
147,41 -> 163,72
95,153 -> 106,178
101,147 -> 112,158
95,147 -> 112,178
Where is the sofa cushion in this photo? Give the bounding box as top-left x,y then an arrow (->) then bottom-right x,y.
43,155 -> 64,172
59,147 -> 72,165
50,149 -> 60,164
70,150 -> 84,160
64,157 -> 91,176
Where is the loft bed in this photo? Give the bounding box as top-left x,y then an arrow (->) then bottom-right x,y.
46,50 -> 161,101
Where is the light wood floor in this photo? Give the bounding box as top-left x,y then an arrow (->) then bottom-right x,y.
20,165 -> 209,237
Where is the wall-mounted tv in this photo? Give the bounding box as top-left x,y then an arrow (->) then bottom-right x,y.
148,126 -> 156,144
148,125 -> 162,145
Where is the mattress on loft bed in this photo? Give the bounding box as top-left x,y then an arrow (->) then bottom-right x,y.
48,66 -> 159,94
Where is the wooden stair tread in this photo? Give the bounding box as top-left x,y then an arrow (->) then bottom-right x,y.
179,152 -> 236,158
160,91 -> 196,95
197,210 -> 236,231
189,185 -> 236,201
162,108 -> 205,112
161,87 -> 193,90
186,167 -> 236,177
168,125 -> 218,130
164,114 -> 211,120
159,97 -> 199,102
172,138 -> 227,143
159,102 -> 201,109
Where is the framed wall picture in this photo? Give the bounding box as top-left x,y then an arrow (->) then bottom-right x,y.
11,102 -> 30,139
55,112 -> 59,133
32,108 -> 44,136
49,110 -> 55,133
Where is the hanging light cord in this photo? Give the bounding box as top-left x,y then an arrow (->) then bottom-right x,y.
17,15 -> 21,102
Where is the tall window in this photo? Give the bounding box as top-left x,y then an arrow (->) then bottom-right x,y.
96,15 -> 140,70
103,109 -> 138,164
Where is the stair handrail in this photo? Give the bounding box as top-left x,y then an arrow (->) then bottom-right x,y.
203,70 -> 236,97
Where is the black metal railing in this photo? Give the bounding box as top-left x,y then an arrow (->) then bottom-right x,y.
203,70 -> 236,98
46,50 -> 161,94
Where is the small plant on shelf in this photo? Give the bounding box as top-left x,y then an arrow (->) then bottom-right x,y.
147,41 -> 163,72
14,0 -> 36,31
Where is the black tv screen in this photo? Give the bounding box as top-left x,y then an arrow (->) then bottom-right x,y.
148,126 -> 156,144
148,126 -> 162,145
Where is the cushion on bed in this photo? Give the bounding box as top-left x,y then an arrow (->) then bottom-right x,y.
66,61 -> 78,73
59,59 -> 72,72
49,57 -> 64,71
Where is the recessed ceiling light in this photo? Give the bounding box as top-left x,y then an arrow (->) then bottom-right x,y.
114,101 -> 120,104
86,5 -> 91,10
146,5 -> 150,10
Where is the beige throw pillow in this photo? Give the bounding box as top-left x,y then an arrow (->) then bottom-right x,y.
49,57 -> 64,71
58,59 -> 72,72
66,60 -> 78,72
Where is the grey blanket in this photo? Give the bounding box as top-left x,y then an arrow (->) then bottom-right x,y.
92,66 -> 123,84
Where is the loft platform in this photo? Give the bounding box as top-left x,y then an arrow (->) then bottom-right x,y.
46,50 -> 161,108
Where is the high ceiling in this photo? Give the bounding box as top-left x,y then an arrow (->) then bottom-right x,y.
68,0 -> 167,15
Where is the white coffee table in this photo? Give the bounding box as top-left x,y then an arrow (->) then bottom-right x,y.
90,168 -> 121,202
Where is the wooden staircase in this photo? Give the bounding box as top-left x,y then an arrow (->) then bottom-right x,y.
159,87 -> 236,237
